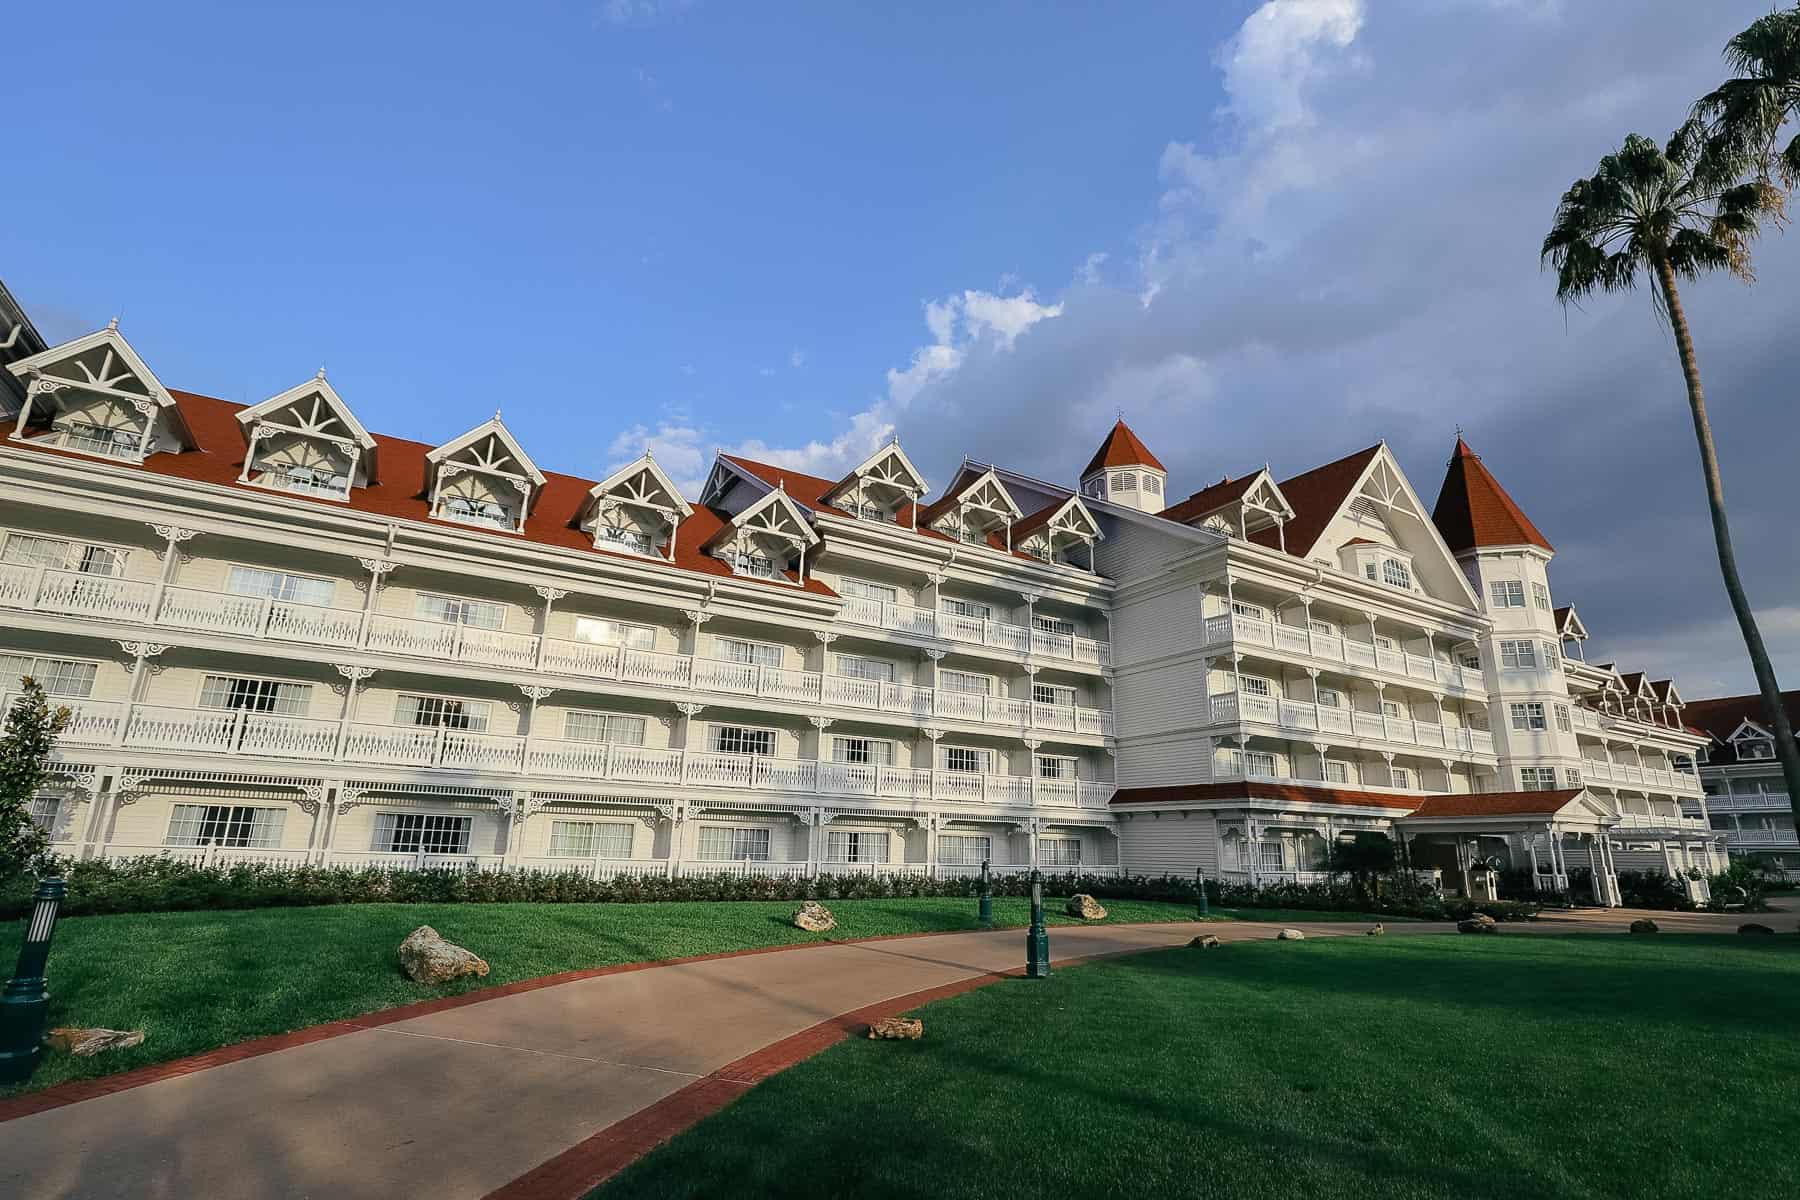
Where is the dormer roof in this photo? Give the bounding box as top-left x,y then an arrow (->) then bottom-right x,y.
425,415 -> 546,485
1554,605 -> 1589,640
1431,437 -> 1553,555
235,373 -> 378,478
584,453 -> 693,519
6,324 -> 195,449
1082,419 -> 1166,477
822,440 -> 929,509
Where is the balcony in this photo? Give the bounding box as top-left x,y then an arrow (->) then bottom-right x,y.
1611,812 -> 1710,833
839,596 -> 1110,667
1723,828 -> 1798,850
1579,757 -> 1703,796
1209,691 -> 1496,756
1699,792 -> 1791,812
0,564 -> 1113,739
1202,612 -> 1478,693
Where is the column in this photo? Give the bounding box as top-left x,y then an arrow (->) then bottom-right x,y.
532,586 -> 567,670
333,666 -> 375,754
147,525 -> 199,622
809,716 -> 833,795
518,685 -> 554,772
676,702 -> 706,782
356,559 -> 396,646
925,649 -> 945,718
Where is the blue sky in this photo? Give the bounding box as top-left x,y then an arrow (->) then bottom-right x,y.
3,1 -> 1797,694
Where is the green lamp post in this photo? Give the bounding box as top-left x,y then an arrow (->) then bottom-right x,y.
1024,869 -> 1050,978
0,877 -> 67,1085
1195,866 -> 1210,918
977,858 -> 994,928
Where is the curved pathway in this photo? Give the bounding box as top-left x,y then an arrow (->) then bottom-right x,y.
0,904 -> 1781,1200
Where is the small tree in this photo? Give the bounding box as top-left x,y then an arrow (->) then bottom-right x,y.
0,678 -> 71,881
1324,831 -> 1397,906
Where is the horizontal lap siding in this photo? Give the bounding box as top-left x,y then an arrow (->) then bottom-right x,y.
1118,811 -> 1218,876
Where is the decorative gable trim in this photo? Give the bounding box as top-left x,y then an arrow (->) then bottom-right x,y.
425,416 -> 545,484
580,453 -> 693,561
5,324 -> 194,457
1309,445 -> 1479,609
234,372 -> 378,491
701,485 -> 820,584
424,416 -> 545,533
1015,494 -> 1103,568
823,440 -> 929,518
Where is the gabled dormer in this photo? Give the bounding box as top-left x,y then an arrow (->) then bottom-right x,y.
1296,446 -> 1475,606
424,415 -> 544,533
701,485 -> 819,583
1013,495 -> 1103,570
234,372 -> 377,501
1651,679 -> 1684,728
1554,605 -> 1589,661
921,468 -> 1024,549
822,440 -> 928,525
6,323 -> 192,463
1159,467 -> 1294,546
1728,718 -> 1777,761
580,453 -> 693,560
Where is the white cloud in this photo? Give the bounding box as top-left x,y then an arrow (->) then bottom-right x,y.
790,349 -> 806,369
1219,0 -> 1365,135
598,0 -> 695,28
606,421 -> 709,495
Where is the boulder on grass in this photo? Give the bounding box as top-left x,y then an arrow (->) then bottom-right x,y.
1065,893 -> 1108,920
1457,915 -> 1498,935
1276,928 -> 1305,941
1189,934 -> 1222,949
46,1027 -> 145,1057
1366,923 -> 1385,937
1629,919 -> 1659,934
793,900 -> 837,933
1738,922 -> 1775,936
867,1017 -> 923,1040
398,926 -> 490,985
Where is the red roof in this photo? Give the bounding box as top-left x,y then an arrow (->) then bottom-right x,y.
1684,689 -> 1800,763
1110,780 -> 1420,812
1402,790 -> 1582,819
1157,473 -> 1258,526
1249,444 -> 1382,557
1082,419 -> 1166,477
1430,438 -> 1553,554
15,390 -> 838,597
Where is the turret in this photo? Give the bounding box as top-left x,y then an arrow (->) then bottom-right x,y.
1079,419 -> 1168,514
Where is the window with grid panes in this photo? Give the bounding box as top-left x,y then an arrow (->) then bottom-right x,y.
1036,756 -> 1075,780
1239,675 -> 1273,698
1499,640 -> 1537,669
1040,837 -> 1082,866
839,577 -> 899,605
375,812 -> 471,854
28,794 -> 60,833
0,654 -> 98,698
942,746 -> 990,773
715,637 -> 782,668
226,565 -> 335,607
1390,766 -> 1413,789
1244,751 -> 1277,777
1460,650 -> 1481,670
835,654 -> 895,683
547,820 -> 633,858
396,694 -> 489,731
415,592 -> 506,630
1490,580 -> 1526,608
710,725 -> 775,756
562,711 -> 647,745
697,826 -> 771,861
1381,559 -> 1411,589
1555,704 -> 1572,733
1532,582 -> 1551,610
1315,686 -> 1343,708
937,834 -> 990,865
939,670 -> 992,696
199,675 -> 311,715
1323,760 -> 1350,783
1509,703 -> 1547,731
595,524 -> 654,555
2,533 -> 127,576
167,804 -> 287,848
1032,614 -> 1077,636
1381,699 -> 1404,719
1309,618 -> 1337,636
1519,767 -> 1558,792
827,830 -> 888,863
573,616 -> 656,650
1231,600 -> 1266,619
832,736 -> 894,765
1257,841 -> 1284,870
1032,682 -> 1076,707
939,596 -> 992,621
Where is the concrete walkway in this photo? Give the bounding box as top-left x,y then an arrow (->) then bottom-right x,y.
0,905 -> 1784,1200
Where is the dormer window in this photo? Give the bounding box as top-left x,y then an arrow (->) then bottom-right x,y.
1339,541 -> 1415,591
921,468 -> 1023,551
1379,558 -> 1411,589
271,462 -> 351,500
730,549 -> 783,579
821,442 -> 930,529
425,416 -> 544,535
235,374 -> 376,502
443,493 -> 516,529
582,454 -> 692,561
7,324 -> 192,464
702,486 -> 820,585
596,525 -> 654,556
1741,738 -> 1775,761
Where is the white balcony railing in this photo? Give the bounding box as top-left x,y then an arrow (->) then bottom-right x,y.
0,563 -> 1114,740
839,596 -> 1110,667
1203,612 -> 1477,693
1210,691 -> 1496,756
1723,829 -> 1799,849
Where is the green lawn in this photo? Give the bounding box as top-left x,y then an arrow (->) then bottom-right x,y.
0,895 -> 1211,1096
599,934 -> 1800,1200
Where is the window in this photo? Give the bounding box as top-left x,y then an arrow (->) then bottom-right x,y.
562,711 -> 647,745
1510,702 -> 1547,732
58,420 -> 143,458
1532,581 -> 1551,611
1555,704 -> 1572,733
938,834 -> 990,865
939,670 -> 992,696
1110,472 -> 1136,492
573,616 -> 656,650
1244,750 -> 1277,777
839,577 -> 899,605
1,533 -> 126,576
1520,767 -> 1558,792
442,495 -> 514,528
832,736 -> 894,766
942,746 -> 991,773
167,804 -> 287,848
1381,699 -> 1404,719
226,565 -> 335,608
715,637 -> 783,668
0,654 -> 98,698
1316,687 -> 1343,709
396,694 -> 490,731
1373,635 -> 1396,651
1390,766 -> 1413,789
1309,619 -> 1338,637
1460,651 -> 1481,670
1231,600 -> 1267,620
1381,559 -> 1412,590
269,463 -> 350,498
1323,760 -> 1350,783
828,830 -> 888,863
1032,614 -> 1077,636
199,675 -> 311,715
731,549 -> 784,577
1257,841 -> 1285,871
1239,675 -> 1273,698
1565,768 -> 1582,786
1542,642 -> 1560,670
548,820 -> 634,858
1499,640 -> 1538,669
1032,682 -> 1077,708
1143,475 -> 1162,495
835,654 -> 896,683
940,596 -> 992,621
416,593 -> 506,630
955,523 -> 986,546
1036,755 -> 1075,780
1740,738 -> 1775,760
375,812 -> 471,854
698,826 -> 771,861
1490,580 -> 1526,609
596,525 -> 654,555
28,794 -> 60,834
1040,837 -> 1082,866
710,725 -> 775,756
1364,563 -> 1379,582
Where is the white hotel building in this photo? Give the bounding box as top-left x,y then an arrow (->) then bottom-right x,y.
1684,690 -> 1798,878
0,291 -> 1721,902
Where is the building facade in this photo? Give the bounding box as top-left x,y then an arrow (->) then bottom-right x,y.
1685,691 -> 1799,878
0,311 -> 1720,901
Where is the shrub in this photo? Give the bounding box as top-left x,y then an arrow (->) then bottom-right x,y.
1614,870 -> 1695,912
1706,859 -> 1772,912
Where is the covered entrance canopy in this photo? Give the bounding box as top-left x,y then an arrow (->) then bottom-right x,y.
1396,789 -> 1622,906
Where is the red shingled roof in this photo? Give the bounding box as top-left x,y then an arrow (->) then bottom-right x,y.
1402,790 -> 1582,819
1083,419 -> 1166,477
1249,444 -> 1383,557
1684,690 -> 1800,764
1431,437 -> 1553,555
1110,780 -> 1420,812
1157,473 -> 1258,526
15,390 -> 838,597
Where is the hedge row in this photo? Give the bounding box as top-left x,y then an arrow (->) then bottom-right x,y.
0,856 -> 1540,923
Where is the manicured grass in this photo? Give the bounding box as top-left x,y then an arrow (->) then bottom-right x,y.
599,935 -> 1800,1199
0,895 -> 1204,1096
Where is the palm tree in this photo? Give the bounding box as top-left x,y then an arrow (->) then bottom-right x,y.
1541,120 -> 1800,830
1695,5 -> 1800,188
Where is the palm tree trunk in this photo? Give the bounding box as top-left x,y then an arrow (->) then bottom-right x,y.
1651,252 -> 1800,841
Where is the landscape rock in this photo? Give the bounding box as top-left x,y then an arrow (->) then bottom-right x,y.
867,1017 -> 923,1040
1065,893 -> 1108,920
793,900 -> 837,933
1738,922 -> 1775,936
397,925 -> 490,985
1276,928 -> 1305,941
1457,915 -> 1498,935
1189,934 -> 1222,949
1366,923 -> 1385,936
1629,919 -> 1659,934
46,1027 -> 145,1057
